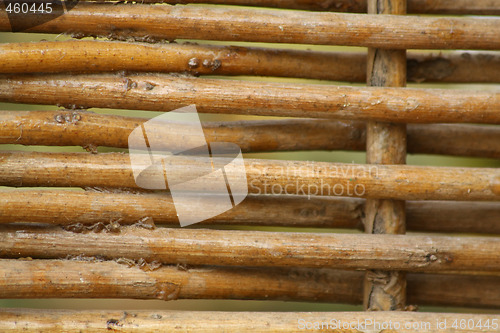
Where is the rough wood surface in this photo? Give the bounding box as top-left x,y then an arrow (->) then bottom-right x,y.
77,0 -> 500,15
1,4 -> 499,50
0,191 -> 364,229
0,259 -> 499,308
1,41 -> 499,83
2,190 -> 500,234
2,151 -> 499,201
1,309 -> 499,332
363,0 -> 407,312
2,111 -> 500,158
1,225 -> 499,272
1,74 -> 500,124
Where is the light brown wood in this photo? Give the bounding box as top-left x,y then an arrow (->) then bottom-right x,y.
1,225 -> 499,272
0,191 -> 364,229
78,0 -> 500,15
2,111 -> 500,158
1,42 -> 499,83
2,190 -> 500,234
363,0 -> 407,312
1,4 -> 500,49
1,74 -> 500,124
1,308 -> 499,332
2,151 -> 499,201
0,259 -> 358,302
0,259 -> 499,308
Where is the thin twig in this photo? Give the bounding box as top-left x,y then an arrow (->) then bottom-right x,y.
0,259 -> 499,308
1,4 -> 499,49
1,225 -> 499,272
1,151 -> 499,201
363,0 -> 407,311
2,111 -> 500,158
2,190 -> 500,233
1,74 -> 500,124
1,308 -> 499,332
1,41 -> 499,83
76,0 -> 500,15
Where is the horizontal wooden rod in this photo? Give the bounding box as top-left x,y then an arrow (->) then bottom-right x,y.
2,111 -> 500,159
0,191 -> 364,229
77,0 -> 500,15
1,309 -> 499,333
1,259 -> 499,308
2,190 -> 500,234
1,151 -> 499,201
1,4 -> 500,50
1,225 -> 499,272
1,74 -> 500,124
0,259 -> 357,303
1,41 -> 499,83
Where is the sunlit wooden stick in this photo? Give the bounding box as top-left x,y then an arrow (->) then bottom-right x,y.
1,225 -> 499,272
1,308 -> 499,332
1,4 -> 499,49
78,0 -> 500,15
0,259 -> 499,308
1,41 -> 499,83
1,151 -> 499,201
1,74 -> 500,124
2,111 -> 500,158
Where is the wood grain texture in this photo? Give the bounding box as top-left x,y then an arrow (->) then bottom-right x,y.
1,4 -> 500,49
363,0 -> 407,312
75,0 -> 500,15
0,259 -> 499,308
0,225 -> 499,272
2,190 -> 500,234
1,74 -> 500,124
0,308 -> 499,332
1,41 -> 499,83
1,151 -> 499,201
2,111 -> 500,158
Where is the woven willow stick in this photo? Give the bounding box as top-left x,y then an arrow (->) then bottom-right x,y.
80,0 -> 500,15
0,191 -> 364,229
2,151 -> 499,201
1,4 -> 500,50
1,41 -> 499,83
1,225 -> 499,272
2,111 -> 500,158
1,74 -> 500,124
2,190 -> 500,234
0,259 -> 357,302
363,0 -> 407,311
1,260 -> 499,308
1,309 -> 499,333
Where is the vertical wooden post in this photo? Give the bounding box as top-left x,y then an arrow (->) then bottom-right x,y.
364,0 -> 407,311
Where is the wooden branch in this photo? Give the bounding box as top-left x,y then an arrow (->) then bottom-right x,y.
1,4 -> 500,50
1,41 -> 499,83
1,225 -> 499,272
363,0 -> 407,311
1,309 -> 499,333
78,0 -> 500,15
2,151 -> 499,201
1,74 -> 500,124
1,259 -> 499,308
0,191 -> 364,229
2,111 -> 500,159
0,259 -> 358,302
2,190 -> 500,234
